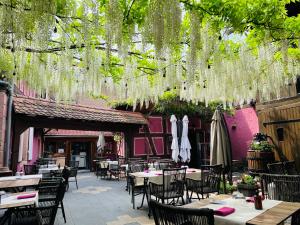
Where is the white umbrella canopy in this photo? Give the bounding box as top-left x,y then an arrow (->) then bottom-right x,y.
170,115 -> 180,162
180,115 -> 191,162
210,109 -> 232,171
97,132 -> 106,153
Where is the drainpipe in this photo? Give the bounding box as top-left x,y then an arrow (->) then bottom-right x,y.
0,80 -> 13,168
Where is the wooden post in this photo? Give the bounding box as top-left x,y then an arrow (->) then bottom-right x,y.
124,128 -> 133,160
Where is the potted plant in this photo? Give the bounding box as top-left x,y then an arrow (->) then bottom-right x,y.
237,174 -> 259,197
247,133 -> 275,172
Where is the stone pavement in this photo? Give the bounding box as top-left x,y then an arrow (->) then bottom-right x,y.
55,173 -> 154,225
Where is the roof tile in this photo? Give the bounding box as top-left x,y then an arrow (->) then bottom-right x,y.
13,95 -> 147,125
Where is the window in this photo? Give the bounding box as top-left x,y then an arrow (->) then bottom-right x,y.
277,128 -> 284,141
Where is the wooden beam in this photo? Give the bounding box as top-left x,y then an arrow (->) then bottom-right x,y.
15,115 -> 142,133
263,118 -> 300,126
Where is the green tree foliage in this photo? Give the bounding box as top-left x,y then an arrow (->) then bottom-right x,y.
0,0 -> 298,105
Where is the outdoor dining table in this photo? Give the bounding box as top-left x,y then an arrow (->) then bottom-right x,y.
99,160 -> 119,170
0,191 -> 38,209
38,164 -> 60,174
0,174 -> 42,189
0,191 -> 39,224
129,168 -> 202,209
183,194 -> 300,225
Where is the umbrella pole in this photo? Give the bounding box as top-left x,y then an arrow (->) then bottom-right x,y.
223,171 -> 227,194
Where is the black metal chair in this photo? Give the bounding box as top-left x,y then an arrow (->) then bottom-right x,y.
186,164 -> 222,201
23,164 -> 38,175
109,163 -> 121,180
67,167 -> 78,190
149,200 -> 214,225
38,178 -> 67,223
127,163 -> 146,209
284,161 -> 298,175
260,173 -> 300,201
267,162 -> 285,174
149,168 -> 186,205
69,161 -> 79,168
96,161 -> 109,179
260,173 -> 300,225
158,159 -> 174,170
10,201 -> 59,225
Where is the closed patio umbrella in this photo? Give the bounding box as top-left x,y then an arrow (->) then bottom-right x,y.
170,115 -> 179,162
97,132 -> 106,153
180,115 -> 191,162
210,108 -> 232,173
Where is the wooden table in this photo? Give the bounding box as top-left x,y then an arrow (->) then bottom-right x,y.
0,175 -> 42,189
0,191 -> 38,209
184,195 -> 300,225
246,201 -> 300,225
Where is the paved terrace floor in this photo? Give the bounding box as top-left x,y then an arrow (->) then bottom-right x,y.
55,172 -> 154,225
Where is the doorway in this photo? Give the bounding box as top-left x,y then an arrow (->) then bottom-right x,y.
71,142 -> 91,169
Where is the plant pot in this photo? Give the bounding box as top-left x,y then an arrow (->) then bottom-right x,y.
237,183 -> 258,197
247,150 -> 275,172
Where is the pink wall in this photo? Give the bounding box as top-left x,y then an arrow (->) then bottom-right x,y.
16,130 -> 41,172
224,107 -> 259,161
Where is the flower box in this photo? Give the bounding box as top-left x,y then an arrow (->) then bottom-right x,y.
237,183 -> 258,197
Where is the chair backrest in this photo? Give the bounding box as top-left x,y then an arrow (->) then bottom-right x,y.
148,157 -> 161,163
158,159 -> 174,170
38,201 -> 60,225
128,157 -> 143,163
38,180 -> 61,199
118,156 -> 126,165
267,162 -> 285,174
129,162 -> 145,173
69,161 -> 80,168
200,164 -> 223,192
260,173 -> 300,202
284,161 -> 298,175
162,168 -> 186,197
149,200 -> 214,225
24,164 -> 37,175
69,167 -> 78,177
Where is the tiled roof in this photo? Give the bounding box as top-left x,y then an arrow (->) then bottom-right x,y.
13,95 -> 147,125
46,129 -> 113,137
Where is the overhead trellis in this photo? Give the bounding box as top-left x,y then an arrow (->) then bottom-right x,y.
0,0 -> 299,107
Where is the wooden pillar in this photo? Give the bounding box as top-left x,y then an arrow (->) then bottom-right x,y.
124,128 -> 133,159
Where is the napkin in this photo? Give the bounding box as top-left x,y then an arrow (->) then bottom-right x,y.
17,193 -> 36,200
214,207 -> 235,216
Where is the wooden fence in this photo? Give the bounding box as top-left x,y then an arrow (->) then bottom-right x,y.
256,96 -> 300,170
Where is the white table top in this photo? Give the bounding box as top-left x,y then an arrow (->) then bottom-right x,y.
130,168 -> 201,185
0,174 -> 42,181
185,196 -> 282,225
38,166 -> 59,174
0,191 -> 38,209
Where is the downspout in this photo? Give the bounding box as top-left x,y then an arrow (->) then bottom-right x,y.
0,80 -> 13,168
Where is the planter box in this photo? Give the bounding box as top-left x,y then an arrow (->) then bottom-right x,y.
247,150 -> 275,172
237,183 -> 258,197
